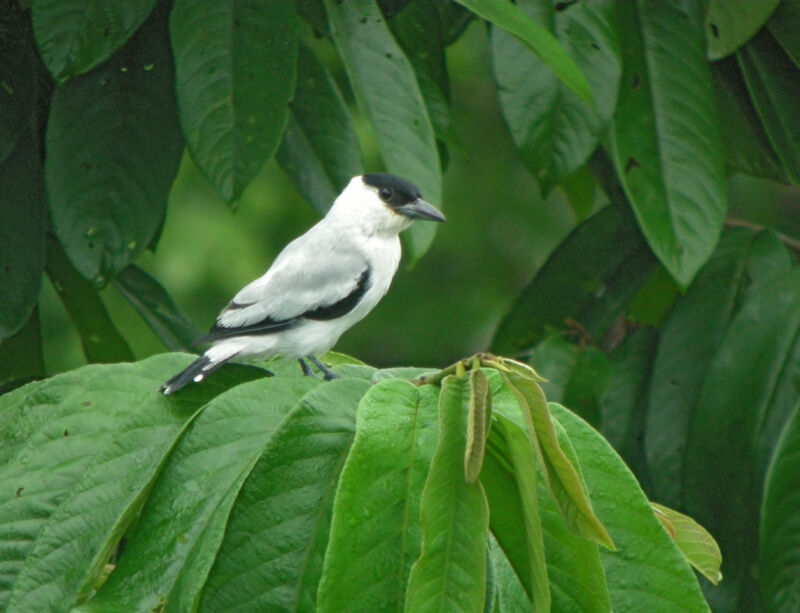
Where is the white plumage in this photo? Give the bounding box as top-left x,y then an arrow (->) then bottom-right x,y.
161,173 -> 444,394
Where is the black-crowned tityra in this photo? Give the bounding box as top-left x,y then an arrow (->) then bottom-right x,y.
161,173 -> 445,394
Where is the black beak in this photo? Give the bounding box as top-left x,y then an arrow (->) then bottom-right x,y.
396,198 -> 446,222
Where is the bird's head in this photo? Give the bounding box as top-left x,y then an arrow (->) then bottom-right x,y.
329,174 -> 446,235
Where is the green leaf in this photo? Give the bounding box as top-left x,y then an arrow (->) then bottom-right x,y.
490,0 -> 620,193
737,29 -> 800,184
549,403 -> 710,612
276,43 -> 364,215
0,4 -> 38,165
683,268 -> 800,611
760,403 -> 800,612
0,129 -> 45,340
113,265 -> 200,352
198,379 -> 369,612
491,203 -> 651,355
646,228 -> 791,508
561,346 -> 609,430
324,0 -> 441,261
316,380 -> 439,612
705,0 -> 781,60
0,354 -> 263,611
84,377 -> 319,613
503,372 -> 614,550
405,375 -> 490,613
651,503 -> 722,586
487,536 -> 530,612
712,58 -> 787,182
171,1 -> 297,203
455,0 -> 592,104
609,0 -> 727,286
32,0 -> 156,81
0,309 -> 45,392
489,415 -> 550,611
46,3 -> 183,284
465,368 -> 490,483
44,237 -> 133,363
560,165 -> 597,223
768,0 -> 800,67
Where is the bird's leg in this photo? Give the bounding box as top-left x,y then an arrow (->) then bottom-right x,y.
298,358 -> 315,377
309,355 -> 339,381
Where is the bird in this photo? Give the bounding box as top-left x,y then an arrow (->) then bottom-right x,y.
160,173 -> 445,395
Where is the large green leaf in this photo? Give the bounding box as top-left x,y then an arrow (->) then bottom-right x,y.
454,0 -> 592,104
683,268 -> 800,611
32,0 -> 156,81
487,536 -> 531,612
646,228 -> 791,508
705,0 -> 781,60
737,28 -> 800,184
171,1 -> 297,203
491,0 -> 620,194
0,310 -> 45,392
113,265 -> 200,352
83,377 -> 318,613
276,43 -> 363,215
712,58 -> 787,182
0,129 -> 45,340
197,379 -> 369,612
550,404 -> 709,611
46,2 -> 182,284
0,354 -> 263,612
0,4 -> 38,165
609,0 -> 727,286
324,0 -> 441,261
759,403 -> 800,612
316,380 -> 439,612
492,203 -> 650,361
405,375 -> 489,613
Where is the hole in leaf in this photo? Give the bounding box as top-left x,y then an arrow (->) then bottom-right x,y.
15,487 -> 23,497
709,23 -> 719,37
63,429 -> 69,437
625,158 -> 641,174
632,72 -> 641,90
554,0 -> 578,11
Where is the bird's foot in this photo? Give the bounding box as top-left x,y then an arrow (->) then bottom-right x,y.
309,355 -> 340,381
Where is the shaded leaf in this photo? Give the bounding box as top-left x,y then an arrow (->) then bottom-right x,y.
276,43 -> 363,215
455,0 -> 592,103
491,0 -> 620,193
609,0 -> 727,286
46,3 -> 182,284
646,228 -> 791,508
325,0 -> 441,261
0,309 -> 44,392
487,536 -> 531,612
45,237 -> 133,363
113,265 -> 200,352
0,129 -> 45,340
405,375 -> 489,613
737,28 -> 800,184
759,404 -> 800,612
317,380 -> 439,612
651,503 -> 722,586
171,0 -> 297,203
550,404 -> 709,612
0,354 -> 263,611
705,0 -> 781,60
768,0 -> 800,67
32,0 -> 156,81
198,379 -> 369,612
492,203 -> 649,355
683,268 -> 800,611
84,377 -> 319,613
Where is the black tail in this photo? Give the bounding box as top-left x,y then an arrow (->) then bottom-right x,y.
160,355 -> 229,395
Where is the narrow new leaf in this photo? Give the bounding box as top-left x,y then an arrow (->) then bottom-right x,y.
465,368 -> 490,483
651,503 -> 722,585
325,0 -> 441,261
171,0 -> 298,203
317,380 -> 439,612
455,0 -> 592,104
504,372 -> 614,550
405,375 -> 489,613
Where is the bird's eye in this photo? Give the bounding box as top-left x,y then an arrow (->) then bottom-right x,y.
380,187 -> 393,200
